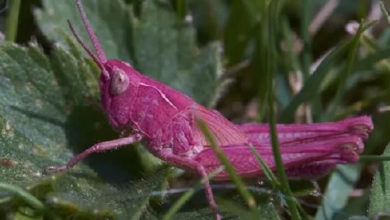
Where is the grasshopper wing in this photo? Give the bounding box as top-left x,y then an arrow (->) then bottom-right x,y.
194,136 -> 363,180
237,115 -> 373,145
192,106 -> 248,147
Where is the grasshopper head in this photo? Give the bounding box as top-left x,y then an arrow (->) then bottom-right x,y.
69,0 -> 136,129
98,60 -> 140,129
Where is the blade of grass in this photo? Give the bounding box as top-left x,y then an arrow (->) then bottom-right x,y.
0,182 -> 45,212
174,0 -> 187,20
197,120 -> 259,216
300,0 -> 312,80
359,33 -> 390,72
309,0 -> 340,35
354,48 -> 390,71
322,21 -> 376,120
268,90 -> 302,220
360,155 -> 390,162
380,1 -> 390,25
318,47 -> 390,118
162,166 -> 224,220
284,20 -> 376,122
300,0 -> 322,121
242,0 -> 262,22
281,20 -> 301,74
250,146 -> 309,220
249,144 -> 280,188
218,199 -> 262,220
253,4 -> 270,121
5,0 -> 21,42
281,39 -> 353,122
265,0 -> 302,219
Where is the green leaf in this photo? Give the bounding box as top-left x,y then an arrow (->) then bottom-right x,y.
314,164 -> 362,220
368,143 -> 390,218
0,42 -> 170,219
0,43 -> 66,147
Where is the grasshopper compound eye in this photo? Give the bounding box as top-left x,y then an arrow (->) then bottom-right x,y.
110,67 -> 129,95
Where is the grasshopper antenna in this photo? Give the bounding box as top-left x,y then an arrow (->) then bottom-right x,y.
70,0 -> 109,79
68,20 -> 99,65
68,20 -> 109,79
76,0 -> 107,63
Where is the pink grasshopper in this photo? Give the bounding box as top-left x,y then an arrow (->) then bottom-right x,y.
47,0 -> 373,219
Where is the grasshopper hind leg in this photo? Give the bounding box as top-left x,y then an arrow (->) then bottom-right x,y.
159,152 -> 221,220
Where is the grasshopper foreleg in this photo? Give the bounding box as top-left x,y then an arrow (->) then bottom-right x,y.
45,133 -> 143,173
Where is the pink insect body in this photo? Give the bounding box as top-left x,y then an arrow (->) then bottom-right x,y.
198,116 -> 371,180
47,1 -> 374,219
